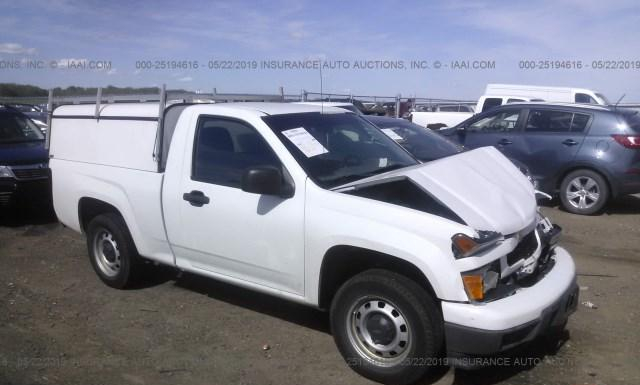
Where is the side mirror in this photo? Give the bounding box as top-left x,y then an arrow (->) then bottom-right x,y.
241,166 -> 294,198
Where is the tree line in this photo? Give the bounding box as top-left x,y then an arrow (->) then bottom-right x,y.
0,83 -> 183,97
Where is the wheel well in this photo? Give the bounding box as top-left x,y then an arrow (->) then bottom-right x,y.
318,246 -> 437,310
555,166 -> 613,196
78,197 -> 121,233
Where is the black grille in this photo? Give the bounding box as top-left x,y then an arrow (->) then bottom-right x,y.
507,231 -> 538,265
12,168 -> 49,180
0,192 -> 12,205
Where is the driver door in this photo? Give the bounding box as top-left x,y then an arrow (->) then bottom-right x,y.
165,115 -> 306,295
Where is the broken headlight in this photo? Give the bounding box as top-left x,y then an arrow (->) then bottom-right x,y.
451,230 -> 502,259
461,260 -> 501,302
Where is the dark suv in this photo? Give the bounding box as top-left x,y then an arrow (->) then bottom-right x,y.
0,105 -> 51,215
442,103 -> 640,215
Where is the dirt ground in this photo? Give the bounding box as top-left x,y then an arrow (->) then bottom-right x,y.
1,196 -> 639,385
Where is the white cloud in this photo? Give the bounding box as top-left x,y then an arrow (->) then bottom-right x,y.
107,68 -> 117,75
177,76 -> 193,82
0,42 -> 36,54
287,21 -> 307,40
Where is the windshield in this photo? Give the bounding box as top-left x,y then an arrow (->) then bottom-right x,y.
263,112 -> 418,189
367,117 -> 463,162
0,111 -> 45,143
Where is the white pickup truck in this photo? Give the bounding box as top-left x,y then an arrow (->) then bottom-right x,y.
50,102 -> 578,384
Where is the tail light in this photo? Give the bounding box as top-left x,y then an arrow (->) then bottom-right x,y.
612,134 -> 640,149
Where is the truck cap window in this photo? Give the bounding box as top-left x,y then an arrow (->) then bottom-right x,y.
263,112 -> 417,189
192,117 -> 281,188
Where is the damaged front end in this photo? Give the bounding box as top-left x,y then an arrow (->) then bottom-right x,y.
458,211 -> 563,303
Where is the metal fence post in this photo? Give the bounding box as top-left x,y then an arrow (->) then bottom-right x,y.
45,89 -> 53,150
279,86 -> 284,101
94,87 -> 102,119
395,94 -> 401,118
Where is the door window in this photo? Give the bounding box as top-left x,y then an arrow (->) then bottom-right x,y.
570,113 -> 591,132
192,117 -> 281,188
468,110 -> 521,133
525,110 -> 590,133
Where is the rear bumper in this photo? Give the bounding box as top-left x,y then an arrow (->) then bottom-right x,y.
616,172 -> 640,195
441,247 -> 578,359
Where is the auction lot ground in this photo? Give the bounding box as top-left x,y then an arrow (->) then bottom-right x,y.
1,196 -> 639,385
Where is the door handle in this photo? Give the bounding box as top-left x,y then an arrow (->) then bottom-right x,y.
183,190 -> 210,207
562,139 -> 579,146
497,138 -> 513,146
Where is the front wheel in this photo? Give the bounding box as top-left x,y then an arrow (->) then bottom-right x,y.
330,269 -> 443,385
559,169 -> 609,215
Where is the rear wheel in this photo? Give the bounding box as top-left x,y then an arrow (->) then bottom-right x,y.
86,213 -> 141,289
560,169 -> 609,215
330,269 -> 443,385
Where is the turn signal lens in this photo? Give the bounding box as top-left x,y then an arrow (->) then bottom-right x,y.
462,275 -> 484,301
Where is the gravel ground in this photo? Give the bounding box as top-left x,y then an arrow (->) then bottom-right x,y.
1,196 -> 639,385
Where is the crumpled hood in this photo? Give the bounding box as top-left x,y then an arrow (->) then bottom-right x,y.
340,147 -> 537,235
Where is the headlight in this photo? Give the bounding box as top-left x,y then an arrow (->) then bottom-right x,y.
451,231 -> 502,259
461,260 -> 501,302
0,165 -> 15,179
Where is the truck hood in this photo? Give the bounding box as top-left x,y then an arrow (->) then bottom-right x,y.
0,140 -> 48,165
337,147 -> 537,235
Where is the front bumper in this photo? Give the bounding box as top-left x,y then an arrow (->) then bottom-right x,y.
0,177 -> 51,209
442,247 -> 578,358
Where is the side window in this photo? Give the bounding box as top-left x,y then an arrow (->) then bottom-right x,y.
468,110 -> 521,133
570,113 -> 590,132
525,110 -> 574,133
481,98 -> 503,112
506,98 -> 525,104
575,93 -> 597,104
192,117 -> 280,188
460,105 -> 474,113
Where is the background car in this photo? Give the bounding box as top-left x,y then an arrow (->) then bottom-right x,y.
0,105 -> 51,216
441,103 -> 640,215
366,115 -> 538,187
7,103 -> 48,132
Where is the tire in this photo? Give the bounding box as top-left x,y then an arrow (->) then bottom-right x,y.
86,213 -> 141,289
330,269 -> 443,385
559,169 -> 609,215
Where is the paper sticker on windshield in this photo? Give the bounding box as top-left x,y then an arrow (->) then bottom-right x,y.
281,127 -> 328,158
381,128 -> 403,141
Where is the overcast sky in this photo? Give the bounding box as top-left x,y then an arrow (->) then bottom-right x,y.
1,0 -> 639,100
